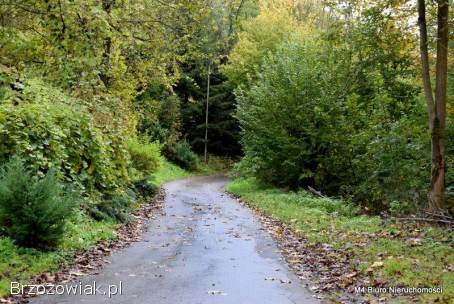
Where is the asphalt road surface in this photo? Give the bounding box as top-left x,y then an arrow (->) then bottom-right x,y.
31,176 -> 317,304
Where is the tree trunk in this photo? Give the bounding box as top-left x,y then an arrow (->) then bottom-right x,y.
430,0 -> 449,211
417,0 -> 449,211
228,0 -> 246,39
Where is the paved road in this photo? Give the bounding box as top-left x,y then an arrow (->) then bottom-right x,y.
32,176 -> 317,304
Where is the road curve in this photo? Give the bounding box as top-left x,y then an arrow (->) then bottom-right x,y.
31,176 -> 318,304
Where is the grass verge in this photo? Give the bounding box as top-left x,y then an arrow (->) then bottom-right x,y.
0,212 -> 117,297
226,178 -> 454,303
153,159 -> 193,185
154,155 -> 234,182
197,155 -> 235,175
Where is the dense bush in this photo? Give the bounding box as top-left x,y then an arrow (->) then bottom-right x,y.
88,191 -> 135,223
0,91 -> 129,194
132,176 -> 159,199
236,40 -> 350,190
162,141 -> 199,171
88,176 -> 159,222
158,95 -> 182,143
135,88 -> 181,145
349,112 -> 430,212
224,0 -> 454,213
126,138 -> 161,174
87,173 -> 160,222
235,37 -> 433,210
0,158 -> 76,248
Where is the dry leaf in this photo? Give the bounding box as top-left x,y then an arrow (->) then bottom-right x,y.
371,261 -> 384,268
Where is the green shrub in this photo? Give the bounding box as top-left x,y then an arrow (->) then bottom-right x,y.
236,39 -> 350,189
87,176 -> 159,223
135,89 -> 181,145
158,95 -> 182,143
162,141 -> 199,171
126,138 -> 161,173
132,176 -> 159,199
235,37 -> 430,211
0,158 -> 76,249
0,98 -> 129,195
88,191 -> 135,223
349,112 -> 430,211
201,155 -> 235,173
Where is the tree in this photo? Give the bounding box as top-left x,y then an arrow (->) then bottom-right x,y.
417,0 -> 450,211
171,0 -> 255,157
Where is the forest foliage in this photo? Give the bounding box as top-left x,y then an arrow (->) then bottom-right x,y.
0,0 -> 232,248
0,0 -> 452,300
0,0 -> 452,243
227,0 -> 453,213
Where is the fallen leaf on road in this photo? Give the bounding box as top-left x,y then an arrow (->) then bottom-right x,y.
207,290 -> 226,295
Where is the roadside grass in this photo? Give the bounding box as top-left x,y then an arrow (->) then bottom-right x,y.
226,178 -> 454,303
153,159 -> 192,185
0,212 -> 117,297
154,155 -> 234,182
0,159 -> 191,298
197,155 -> 235,175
